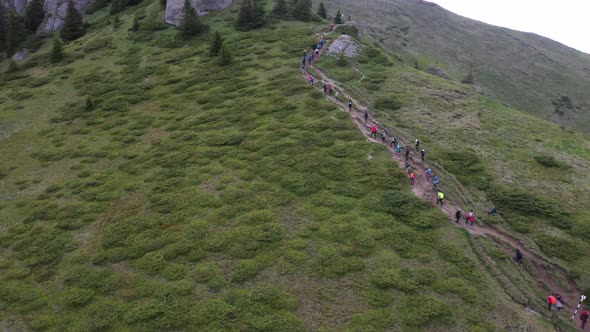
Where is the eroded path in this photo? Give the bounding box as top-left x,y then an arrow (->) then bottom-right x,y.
301,28 -> 580,317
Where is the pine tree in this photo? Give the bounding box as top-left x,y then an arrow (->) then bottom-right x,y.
273,0 -> 288,18
130,15 -> 139,31
292,0 -> 311,21
60,0 -> 85,42
7,59 -> 18,72
317,2 -> 327,19
236,0 -> 265,30
0,5 -> 6,53
218,43 -> 231,66
337,51 -> 347,66
110,0 -> 127,14
159,0 -> 167,8
112,15 -> 121,29
24,0 -> 45,33
179,0 -> 206,39
5,10 -> 25,56
334,10 -> 342,24
209,31 -> 223,56
50,34 -> 63,63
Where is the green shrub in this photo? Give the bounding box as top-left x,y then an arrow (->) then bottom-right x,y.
311,247 -> 364,278
534,154 -> 567,168
399,294 -> 455,327
371,268 -> 417,293
347,309 -> 395,330
232,259 -> 262,282
535,234 -> 583,261
135,251 -> 167,275
373,95 -> 402,111
62,287 -> 95,307
488,185 -> 567,221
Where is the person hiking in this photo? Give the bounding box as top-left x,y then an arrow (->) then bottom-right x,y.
581,310 -> 589,329
425,168 -> 432,180
488,206 -> 497,216
390,136 -> 397,148
405,146 -> 410,161
421,149 -> 426,161
465,210 -> 474,224
415,138 -> 420,151
404,161 -> 411,173
364,110 -> 368,123
323,83 -> 328,94
396,144 -> 402,154
410,172 -> 415,185
468,213 -> 475,226
348,100 -> 353,111
548,294 -> 557,311
303,49 -> 307,57
329,84 -> 333,95
308,54 -> 313,64
371,125 -> 377,139
308,75 -> 314,85
437,191 -> 444,206
556,298 -> 564,311
381,130 -> 386,142
455,209 -> 461,223
556,294 -> 566,308
515,248 -> 524,266
433,175 -> 439,188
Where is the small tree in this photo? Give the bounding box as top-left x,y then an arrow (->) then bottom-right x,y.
130,15 -> 139,31
209,31 -> 223,56
159,0 -> 167,8
317,2 -> 327,19
273,0 -> 288,18
179,0 -> 206,39
292,0 -> 311,21
112,15 -> 121,29
337,51 -> 347,66
7,59 -> 18,73
5,10 -> 25,56
50,34 -> 64,63
219,43 -> 232,66
236,0 -> 265,30
60,0 -> 85,42
110,0 -> 127,14
334,10 -> 342,24
24,0 -> 45,33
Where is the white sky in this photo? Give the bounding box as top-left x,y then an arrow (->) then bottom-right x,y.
431,0 -> 590,54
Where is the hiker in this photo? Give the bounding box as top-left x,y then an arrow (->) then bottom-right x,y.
581,310 -> 589,329
371,125 -> 377,139
425,168 -> 432,179
556,298 -> 564,311
415,138 -> 420,151
548,294 -> 557,311
381,130 -> 386,142
421,149 -> 426,161
556,294 -> 566,308
515,248 -> 524,266
301,58 -> 306,70
405,146 -> 410,161
308,75 -> 314,85
390,136 -> 397,148
348,13 -> 352,21
396,144 -> 402,154
410,172 -> 415,185
465,210 -> 474,224
323,83 -> 328,94
455,209 -> 461,223
488,206 -> 497,216
437,191 -> 444,206
468,213 -> 475,226
303,49 -> 307,57
329,84 -> 333,95
432,175 -> 439,188
315,48 -> 320,57
404,161 -> 411,173
364,110 -> 368,123
348,100 -> 353,111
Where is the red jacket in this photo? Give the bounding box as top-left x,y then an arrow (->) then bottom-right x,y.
548,296 -> 557,305
371,126 -> 377,133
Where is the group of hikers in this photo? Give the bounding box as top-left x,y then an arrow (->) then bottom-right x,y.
547,293 -> 589,329
302,32 -> 327,70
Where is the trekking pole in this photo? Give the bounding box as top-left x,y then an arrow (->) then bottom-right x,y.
571,294 -> 586,321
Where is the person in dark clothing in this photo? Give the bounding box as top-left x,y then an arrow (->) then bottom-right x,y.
556,294 -> 566,308
515,248 -> 524,266
390,136 -> 397,148
455,210 -> 461,223
323,83 -> 328,94
581,310 -> 589,329
405,147 -> 410,161
488,206 -> 497,216
348,100 -> 353,111
415,138 -> 420,151
364,110 -> 368,123
421,149 -> 426,161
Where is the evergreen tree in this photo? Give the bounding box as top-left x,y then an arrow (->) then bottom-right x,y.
292,0 -> 311,21
159,0 -> 167,9
334,10 -> 342,24
110,0 -> 127,14
236,0 -> 265,30
337,51 -> 347,66
5,10 -> 25,56
218,43 -> 231,66
50,34 -> 63,63
316,2 -> 327,19
209,31 -> 223,56
179,0 -> 206,39
24,0 -> 45,33
7,59 -> 18,72
272,0 -> 288,18
130,15 -> 139,31
112,15 -> 121,29
0,5 -> 6,53
60,0 -> 85,42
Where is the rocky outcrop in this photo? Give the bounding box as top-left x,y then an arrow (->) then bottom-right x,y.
424,65 -> 450,80
328,35 -> 359,58
1,0 -> 90,34
165,0 -> 231,26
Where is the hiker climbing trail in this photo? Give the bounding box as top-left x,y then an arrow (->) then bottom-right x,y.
301,25 -> 580,316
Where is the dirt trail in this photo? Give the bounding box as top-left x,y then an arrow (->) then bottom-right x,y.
301,29 -> 580,315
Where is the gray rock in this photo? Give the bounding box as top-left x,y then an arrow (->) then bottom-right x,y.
328,34 -> 358,58
12,49 -> 29,61
165,0 -> 231,26
424,65 -> 450,80
39,0 -> 91,34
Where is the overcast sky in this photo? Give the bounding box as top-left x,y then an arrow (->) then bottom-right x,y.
431,0 -> 590,54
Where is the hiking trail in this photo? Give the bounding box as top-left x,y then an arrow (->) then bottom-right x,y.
301,26 -> 581,320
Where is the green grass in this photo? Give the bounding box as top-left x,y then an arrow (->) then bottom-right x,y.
0,1 -> 569,331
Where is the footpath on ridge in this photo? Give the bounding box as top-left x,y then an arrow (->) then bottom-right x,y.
300,26 -> 580,318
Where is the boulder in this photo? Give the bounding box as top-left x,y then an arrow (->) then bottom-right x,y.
12,49 -> 29,61
328,34 -> 358,58
424,65 -> 450,80
39,0 -> 91,34
165,0 -> 231,26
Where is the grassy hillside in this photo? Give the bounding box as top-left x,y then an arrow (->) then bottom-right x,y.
0,0 -> 581,331
319,0 -> 590,132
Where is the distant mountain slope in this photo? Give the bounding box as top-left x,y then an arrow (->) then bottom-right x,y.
322,0 -> 590,132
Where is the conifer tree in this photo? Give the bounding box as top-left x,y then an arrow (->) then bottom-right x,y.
292,0 -> 311,21
60,0 -> 85,42
236,0 -> 265,30
110,0 -> 127,14
273,0 -> 288,18
7,59 -> 18,72
130,15 -> 139,31
24,0 -> 45,33
219,43 -> 231,66
179,0 -> 206,39
334,9 -> 342,24
209,31 -> 223,56
50,34 -> 63,63
5,10 -> 25,56
316,2 -> 327,19
0,5 -> 6,54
